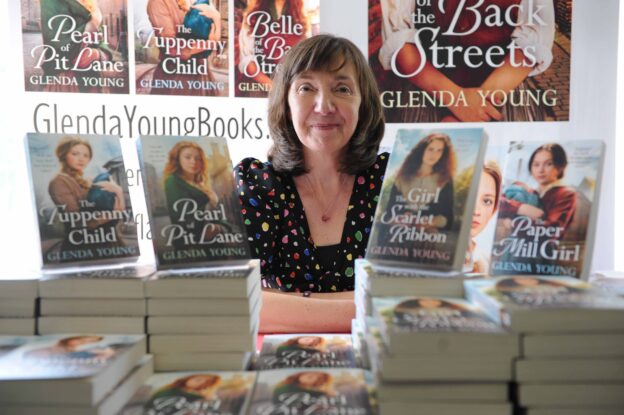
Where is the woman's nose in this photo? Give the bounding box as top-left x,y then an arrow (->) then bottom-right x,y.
314,90 -> 335,114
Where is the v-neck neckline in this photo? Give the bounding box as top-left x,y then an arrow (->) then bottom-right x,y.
287,173 -> 358,250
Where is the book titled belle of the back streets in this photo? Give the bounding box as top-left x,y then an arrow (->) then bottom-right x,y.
367,128 -> 487,273
21,0 -> 130,93
137,136 -> 250,269
25,133 -> 139,268
369,0 -> 572,123
134,0 -> 230,96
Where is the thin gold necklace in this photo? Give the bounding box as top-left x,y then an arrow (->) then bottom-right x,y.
304,173 -> 346,222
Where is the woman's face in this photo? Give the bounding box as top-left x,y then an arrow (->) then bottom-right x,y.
179,147 -> 203,177
418,298 -> 442,309
184,375 -> 215,390
65,336 -> 101,348
65,144 -> 91,172
298,372 -> 326,387
422,139 -> 445,168
530,150 -> 559,186
471,172 -> 497,237
287,62 -> 361,157
513,277 -> 540,287
297,336 -> 320,347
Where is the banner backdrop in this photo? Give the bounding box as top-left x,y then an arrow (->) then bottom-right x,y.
0,0 -> 619,274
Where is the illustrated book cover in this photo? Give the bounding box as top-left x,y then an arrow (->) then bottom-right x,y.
134,0 -> 229,96
490,140 -> 605,279
465,276 -> 624,332
255,334 -> 357,370
366,128 -> 487,273
247,368 -> 375,415
21,0 -> 130,93
119,370 -> 257,415
137,135 -> 251,269
368,0 -> 571,123
234,0 -> 320,97
25,133 -> 139,268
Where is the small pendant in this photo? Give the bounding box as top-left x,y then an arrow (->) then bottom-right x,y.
321,214 -> 330,222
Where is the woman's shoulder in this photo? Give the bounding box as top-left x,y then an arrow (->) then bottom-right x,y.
358,152 -> 390,179
235,157 -> 285,186
49,173 -> 75,190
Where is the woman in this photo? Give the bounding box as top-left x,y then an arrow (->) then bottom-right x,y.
464,160 -> 502,274
276,336 -> 326,356
393,297 -> 477,323
48,136 -> 125,262
237,0 -> 310,96
377,0 -> 555,122
495,276 -> 585,295
391,132 -> 455,230
146,0 -> 222,95
499,143 -> 577,234
235,35 -> 387,332
163,141 -> 219,250
145,374 -> 222,410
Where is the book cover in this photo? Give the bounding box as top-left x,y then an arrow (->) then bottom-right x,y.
119,370 -> 256,415
25,133 -> 139,268
134,0 -> 229,96
255,334 -> 357,370
366,128 -> 487,272
234,0 -> 320,97
374,296 -> 505,334
137,136 -> 251,269
465,276 -> 624,328
0,334 -> 143,380
248,368 -> 375,415
490,140 -> 605,278
369,0 -> 571,123
21,0 -> 130,93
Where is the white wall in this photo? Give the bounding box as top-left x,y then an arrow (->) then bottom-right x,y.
0,0 -> 621,274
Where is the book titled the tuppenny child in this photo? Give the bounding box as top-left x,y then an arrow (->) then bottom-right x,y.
137,135 -> 250,269
366,128 -> 487,273
25,133 -> 139,268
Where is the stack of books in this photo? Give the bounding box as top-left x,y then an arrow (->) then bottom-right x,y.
366,295 -> 517,415
37,266 -> 153,335
466,276 -> 624,414
0,334 -> 152,415
137,135 -> 259,372
145,262 -> 261,371
0,274 -> 38,335
255,333 -> 358,370
355,128 -> 488,332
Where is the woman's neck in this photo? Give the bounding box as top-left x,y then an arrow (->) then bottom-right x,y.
417,164 -> 434,176
275,0 -> 286,16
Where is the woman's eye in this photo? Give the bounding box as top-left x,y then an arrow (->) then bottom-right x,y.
483,197 -> 494,206
297,84 -> 313,93
335,85 -> 352,94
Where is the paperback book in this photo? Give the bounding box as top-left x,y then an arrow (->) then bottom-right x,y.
373,296 -> 518,357
367,128 -> 487,272
490,140 -> 605,278
25,133 -> 139,268
465,276 -> 624,332
369,0 -> 571,123
134,0 -> 229,96
255,334 -> 357,370
137,136 -> 251,269
0,334 -> 145,405
247,368 -> 375,415
119,370 -> 256,415
234,0 -> 320,97
21,0 -> 130,93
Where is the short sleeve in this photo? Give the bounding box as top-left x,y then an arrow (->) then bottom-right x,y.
511,0 -> 555,76
234,158 -> 279,286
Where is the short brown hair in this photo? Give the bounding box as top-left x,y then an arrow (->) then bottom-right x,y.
267,34 -> 385,175
528,143 -> 568,179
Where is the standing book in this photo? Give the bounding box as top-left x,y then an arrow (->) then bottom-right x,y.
367,128 -> 487,273
137,135 -> 251,269
490,140 -> 605,279
25,133 -> 139,268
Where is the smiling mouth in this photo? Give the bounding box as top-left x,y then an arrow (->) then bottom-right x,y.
310,123 -> 340,129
